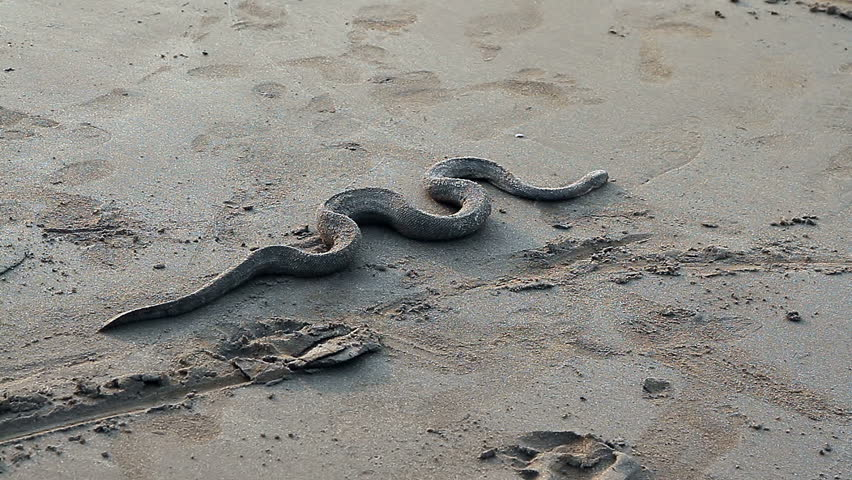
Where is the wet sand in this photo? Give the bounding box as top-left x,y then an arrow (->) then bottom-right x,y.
1,0 -> 850,478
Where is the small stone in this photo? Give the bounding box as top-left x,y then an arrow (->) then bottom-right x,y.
478,448 -> 497,460
786,311 -> 802,322
643,377 -> 671,394
701,222 -> 719,228
242,205 -> 254,211
153,263 -> 166,270
514,133 -> 525,138
552,223 -> 572,230
519,468 -> 540,478
101,452 -> 110,458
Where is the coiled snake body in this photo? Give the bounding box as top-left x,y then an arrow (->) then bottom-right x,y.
100,157 -> 608,331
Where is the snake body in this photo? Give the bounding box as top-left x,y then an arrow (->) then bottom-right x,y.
99,157 -> 608,331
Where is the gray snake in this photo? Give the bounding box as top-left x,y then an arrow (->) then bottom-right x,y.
99,157 -> 608,331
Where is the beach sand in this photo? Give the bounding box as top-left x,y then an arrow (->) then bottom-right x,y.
1,0 -> 850,478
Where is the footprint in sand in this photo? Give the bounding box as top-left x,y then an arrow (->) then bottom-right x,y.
230,0 -> 288,31
621,124 -> 704,185
187,64 -> 244,79
78,88 -> 142,110
48,159 -> 114,186
455,68 -> 603,140
623,9 -> 715,83
637,40 -> 673,83
343,43 -> 391,66
284,56 -> 362,84
66,123 -> 112,148
483,431 -> 648,479
251,81 -> 287,99
368,70 -> 452,110
470,68 -> 603,106
464,2 -> 543,61
351,5 -> 417,32
190,121 -> 255,154
0,106 -> 59,140
826,146 -> 852,178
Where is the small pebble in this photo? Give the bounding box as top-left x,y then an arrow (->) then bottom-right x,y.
478,448 -> 497,460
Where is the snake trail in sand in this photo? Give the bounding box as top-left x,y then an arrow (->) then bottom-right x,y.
99,157 -> 608,331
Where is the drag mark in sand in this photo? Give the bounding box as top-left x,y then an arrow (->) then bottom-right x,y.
0,321 -> 380,446
0,252 -> 28,278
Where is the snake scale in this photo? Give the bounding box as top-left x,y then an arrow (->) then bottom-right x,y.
99,157 -> 608,331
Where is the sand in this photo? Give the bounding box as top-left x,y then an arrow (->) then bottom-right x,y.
0,0 -> 850,478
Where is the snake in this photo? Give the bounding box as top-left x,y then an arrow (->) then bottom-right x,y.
99,157 -> 608,331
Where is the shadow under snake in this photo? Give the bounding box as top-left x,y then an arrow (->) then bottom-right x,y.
100,157 -> 608,331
